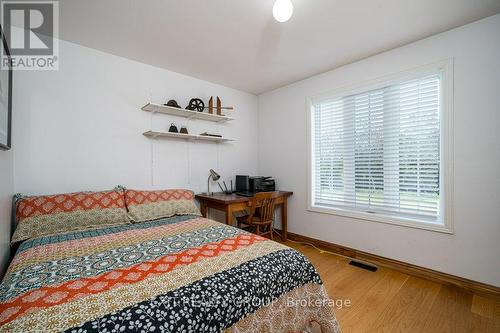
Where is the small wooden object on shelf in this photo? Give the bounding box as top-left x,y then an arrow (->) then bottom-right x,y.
217,97 -> 222,115
208,97 -> 214,114
141,103 -> 234,122
203,96 -> 234,115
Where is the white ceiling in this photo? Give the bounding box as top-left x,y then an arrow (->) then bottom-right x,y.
59,0 -> 500,95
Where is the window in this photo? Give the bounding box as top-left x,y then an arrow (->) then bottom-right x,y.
308,61 -> 453,232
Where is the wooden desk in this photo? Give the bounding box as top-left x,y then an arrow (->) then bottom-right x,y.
195,191 -> 293,241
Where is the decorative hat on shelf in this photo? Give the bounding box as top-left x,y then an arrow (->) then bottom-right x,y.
164,100 -> 181,108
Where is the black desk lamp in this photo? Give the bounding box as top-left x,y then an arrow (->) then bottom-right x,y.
207,169 -> 220,196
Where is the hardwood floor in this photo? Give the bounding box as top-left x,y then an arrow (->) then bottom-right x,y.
284,241 -> 500,333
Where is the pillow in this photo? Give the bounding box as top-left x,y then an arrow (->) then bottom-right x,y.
125,189 -> 201,222
12,190 -> 130,244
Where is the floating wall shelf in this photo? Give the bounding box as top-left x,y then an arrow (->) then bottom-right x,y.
141,103 -> 234,123
143,130 -> 236,143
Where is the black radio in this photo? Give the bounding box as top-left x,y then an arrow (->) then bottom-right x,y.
255,177 -> 276,192
250,176 -> 276,192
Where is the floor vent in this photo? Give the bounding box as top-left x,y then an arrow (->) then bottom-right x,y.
349,260 -> 378,272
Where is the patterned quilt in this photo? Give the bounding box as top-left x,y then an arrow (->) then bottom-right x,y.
0,215 -> 340,333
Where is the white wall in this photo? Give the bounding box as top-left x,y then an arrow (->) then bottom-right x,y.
8,14 -> 500,287
12,39 -> 259,196
0,150 -> 13,279
258,14 -> 500,287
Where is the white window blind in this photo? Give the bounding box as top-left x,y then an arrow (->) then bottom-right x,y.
312,74 -> 441,223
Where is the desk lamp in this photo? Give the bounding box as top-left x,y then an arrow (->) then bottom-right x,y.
207,169 -> 220,196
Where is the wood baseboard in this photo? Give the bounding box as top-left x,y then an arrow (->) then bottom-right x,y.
285,231 -> 500,300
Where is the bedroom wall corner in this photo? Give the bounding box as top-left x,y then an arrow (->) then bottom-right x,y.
11,37 -> 259,225
0,149 -> 13,279
257,14 -> 500,287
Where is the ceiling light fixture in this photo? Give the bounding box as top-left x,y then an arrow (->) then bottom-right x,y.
273,0 -> 293,23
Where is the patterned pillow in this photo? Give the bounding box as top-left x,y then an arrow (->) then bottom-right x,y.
12,190 -> 130,244
125,189 -> 201,222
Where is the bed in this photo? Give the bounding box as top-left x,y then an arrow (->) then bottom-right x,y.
0,189 -> 340,333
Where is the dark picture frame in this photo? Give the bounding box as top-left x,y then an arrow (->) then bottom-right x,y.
0,24 -> 12,150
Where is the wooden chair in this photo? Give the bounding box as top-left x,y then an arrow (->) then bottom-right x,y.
236,191 -> 279,240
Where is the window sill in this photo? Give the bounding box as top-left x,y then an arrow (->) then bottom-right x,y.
307,205 -> 454,234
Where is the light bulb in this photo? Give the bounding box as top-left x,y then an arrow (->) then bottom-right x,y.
273,0 -> 293,23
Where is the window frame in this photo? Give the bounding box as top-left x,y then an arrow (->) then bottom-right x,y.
306,59 -> 454,233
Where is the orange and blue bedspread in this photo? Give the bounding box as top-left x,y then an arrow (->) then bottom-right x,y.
0,215 -> 340,332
